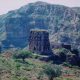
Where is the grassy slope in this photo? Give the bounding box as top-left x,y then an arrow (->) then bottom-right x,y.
0,53 -> 80,80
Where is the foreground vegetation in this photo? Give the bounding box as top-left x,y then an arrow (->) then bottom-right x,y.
0,50 -> 80,80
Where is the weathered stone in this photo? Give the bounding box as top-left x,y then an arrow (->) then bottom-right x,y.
62,43 -> 71,50
29,29 -> 52,55
66,54 -> 79,65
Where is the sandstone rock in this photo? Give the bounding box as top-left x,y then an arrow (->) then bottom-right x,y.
29,29 -> 52,55
0,1 -> 80,50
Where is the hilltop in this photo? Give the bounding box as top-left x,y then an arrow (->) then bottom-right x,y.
0,1 -> 80,50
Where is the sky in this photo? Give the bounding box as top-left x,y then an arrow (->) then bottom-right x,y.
0,0 -> 80,15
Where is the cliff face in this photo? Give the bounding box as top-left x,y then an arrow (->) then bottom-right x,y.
3,17 -> 28,48
29,29 -> 52,55
0,1 -> 80,49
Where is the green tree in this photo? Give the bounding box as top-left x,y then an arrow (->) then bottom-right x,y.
43,64 -> 62,80
13,50 -> 33,62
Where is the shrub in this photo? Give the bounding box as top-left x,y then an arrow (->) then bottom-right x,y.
15,62 -> 21,70
18,77 -> 29,80
64,78 -> 73,80
13,50 -> 33,62
63,62 -> 72,68
12,76 -> 28,80
37,71 -> 44,80
42,64 -> 62,80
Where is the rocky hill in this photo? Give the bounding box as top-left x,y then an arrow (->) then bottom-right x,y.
72,7 -> 80,15
0,1 -> 80,50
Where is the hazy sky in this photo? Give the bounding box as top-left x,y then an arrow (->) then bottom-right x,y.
0,0 -> 80,15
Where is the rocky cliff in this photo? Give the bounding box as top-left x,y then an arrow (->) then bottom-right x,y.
0,1 -> 80,50
29,29 -> 52,55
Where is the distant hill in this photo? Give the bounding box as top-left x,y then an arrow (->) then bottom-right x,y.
0,1 -> 80,50
72,7 -> 80,15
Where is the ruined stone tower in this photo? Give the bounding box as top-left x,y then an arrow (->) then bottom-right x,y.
29,29 -> 52,55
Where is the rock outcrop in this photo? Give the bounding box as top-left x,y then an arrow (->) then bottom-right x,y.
29,29 -> 52,55
0,1 -> 80,50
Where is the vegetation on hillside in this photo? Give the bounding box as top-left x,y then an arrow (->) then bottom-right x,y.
0,49 -> 80,80
0,1 -> 80,51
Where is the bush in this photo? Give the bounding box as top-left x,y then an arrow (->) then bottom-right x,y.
37,71 -> 44,80
12,76 -> 28,80
42,64 -> 62,80
15,62 -> 21,70
63,62 -> 72,68
18,77 -> 29,80
13,50 -> 33,62
64,78 -> 73,80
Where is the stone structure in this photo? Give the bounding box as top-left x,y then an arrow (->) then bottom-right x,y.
29,29 -> 52,55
